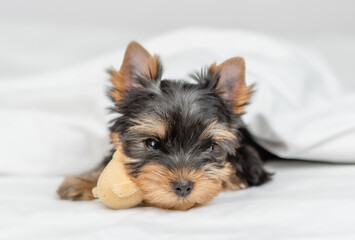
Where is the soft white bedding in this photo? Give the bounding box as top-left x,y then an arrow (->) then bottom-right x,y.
1,161 -> 355,240
1,27 -> 355,239
1,29 -> 355,177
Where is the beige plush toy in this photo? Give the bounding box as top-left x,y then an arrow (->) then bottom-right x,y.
92,150 -> 143,209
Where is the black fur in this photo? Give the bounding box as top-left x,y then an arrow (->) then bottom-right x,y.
232,144 -> 271,186
108,69 -> 271,186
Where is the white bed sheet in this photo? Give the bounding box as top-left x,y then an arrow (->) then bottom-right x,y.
1,21 -> 355,240
2,29 -> 355,178
1,161 -> 355,240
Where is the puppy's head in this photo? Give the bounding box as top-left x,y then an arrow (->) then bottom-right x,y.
109,42 -> 252,210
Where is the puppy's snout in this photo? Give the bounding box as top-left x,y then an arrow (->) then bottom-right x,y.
171,179 -> 194,197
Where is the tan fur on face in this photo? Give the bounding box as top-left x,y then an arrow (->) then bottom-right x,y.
133,163 -> 234,210
200,120 -> 236,142
112,125 -> 244,210
101,131 -> 245,210
128,116 -> 167,139
110,132 -> 120,150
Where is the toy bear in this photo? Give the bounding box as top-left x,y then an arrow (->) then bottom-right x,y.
92,150 -> 143,209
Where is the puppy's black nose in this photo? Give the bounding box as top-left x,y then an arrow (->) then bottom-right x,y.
171,179 -> 194,197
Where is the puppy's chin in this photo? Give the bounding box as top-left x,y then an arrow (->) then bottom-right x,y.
173,202 -> 196,211
143,198 -> 211,210
143,199 -> 195,210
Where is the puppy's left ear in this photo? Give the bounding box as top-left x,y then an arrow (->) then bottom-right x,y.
208,57 -> 253,114
110,41 -> 162,101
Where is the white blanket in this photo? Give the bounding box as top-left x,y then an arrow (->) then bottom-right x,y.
1,161 -> 355,240
1,29 -> 354,176
1,28 -> 355,240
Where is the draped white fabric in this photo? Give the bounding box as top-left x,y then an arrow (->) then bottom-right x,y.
1,28 -> 355,240
1,29 -> 354,177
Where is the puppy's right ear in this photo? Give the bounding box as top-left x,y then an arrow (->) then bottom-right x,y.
208,57 -> 253,114
109,41 -> 162,101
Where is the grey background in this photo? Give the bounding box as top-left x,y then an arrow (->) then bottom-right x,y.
1,0 -> 354,89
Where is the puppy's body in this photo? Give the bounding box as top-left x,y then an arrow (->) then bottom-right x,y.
57,42 -> 270,210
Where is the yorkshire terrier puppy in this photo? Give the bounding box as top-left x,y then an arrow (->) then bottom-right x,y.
57,42 -> 271,210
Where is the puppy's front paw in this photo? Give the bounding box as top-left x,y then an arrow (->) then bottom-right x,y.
57,176 -> 95,201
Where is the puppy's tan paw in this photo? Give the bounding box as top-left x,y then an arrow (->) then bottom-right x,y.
57,176 -> 95,201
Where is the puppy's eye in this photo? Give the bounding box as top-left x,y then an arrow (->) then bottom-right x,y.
145,138 -> 158,150
205,144 -> 214,152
